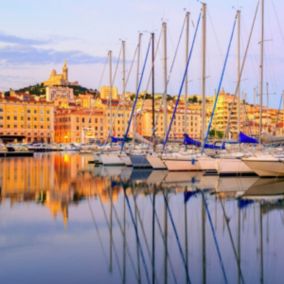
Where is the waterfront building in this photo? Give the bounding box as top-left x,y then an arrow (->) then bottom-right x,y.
0,95 -> 54,143
136,98 -> 201,139
54,108 -> 106,143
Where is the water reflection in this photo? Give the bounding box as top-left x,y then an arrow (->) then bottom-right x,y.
0,153 -> 284,283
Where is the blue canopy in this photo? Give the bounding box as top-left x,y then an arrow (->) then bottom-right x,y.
238,132 -> 258,144
184,191 -> 198,203
111,136 -> 131,143
238,199 -> 254,209
183,134 -> 201,147
183,134 -> 225,150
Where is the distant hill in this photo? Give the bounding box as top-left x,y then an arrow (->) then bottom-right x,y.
14,83 -> 99,97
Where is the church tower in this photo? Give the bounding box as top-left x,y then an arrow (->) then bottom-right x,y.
62,61 -> 68,83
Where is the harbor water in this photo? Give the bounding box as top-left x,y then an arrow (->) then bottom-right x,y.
0,153 -> 283,284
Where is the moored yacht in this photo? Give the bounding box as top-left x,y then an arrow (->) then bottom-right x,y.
162,153 -> 201,171
216,152 -> 255,176
100,152 -> 125,166
146,154 -> 166,170
242,154 -> 284,177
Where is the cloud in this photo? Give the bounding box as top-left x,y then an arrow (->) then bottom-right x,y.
0,45 -> 108,65
0,31 -> 50,45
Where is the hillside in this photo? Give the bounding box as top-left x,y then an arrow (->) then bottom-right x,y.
14,83 -> 99,97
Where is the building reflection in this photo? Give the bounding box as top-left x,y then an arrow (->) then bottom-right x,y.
1,154 -> 284,282
0,154 -> 117,225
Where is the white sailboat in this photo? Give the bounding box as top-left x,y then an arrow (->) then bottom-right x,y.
242,155 -> 284,177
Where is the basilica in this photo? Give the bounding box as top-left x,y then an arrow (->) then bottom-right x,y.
44,62 -> 69,86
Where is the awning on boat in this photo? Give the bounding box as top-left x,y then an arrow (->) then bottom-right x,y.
238,132 -> 258,144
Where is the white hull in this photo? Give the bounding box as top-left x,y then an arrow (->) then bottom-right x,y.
163,159 -> 200,171
100,153 -> 125,166
198,156 -> 217,171
120,154 -> 132,166
146,155 -> 166,169
242,158 -> 284,177
217,158 -> 255,176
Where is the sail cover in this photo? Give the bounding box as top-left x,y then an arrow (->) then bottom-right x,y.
111,136 -> 131,143
183,134 -> 201,147
183,134 -> 225,150
238,132 -> 258,144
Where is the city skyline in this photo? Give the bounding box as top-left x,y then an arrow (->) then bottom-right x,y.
0,0 -> 283,108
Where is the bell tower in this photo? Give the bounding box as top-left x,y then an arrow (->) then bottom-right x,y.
62,61 -> 68,83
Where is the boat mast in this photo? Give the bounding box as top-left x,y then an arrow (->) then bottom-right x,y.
133,33 -> 142,145
108,50 -> 113,139
201,3 -> 207,141
151,32 -> 156,146
266,82 -> 269,108
184,11 -> 190,135
259,0 -> 264,140
162,22 -> 168,138
237,10 -> 241,135
122,40 -> 126,101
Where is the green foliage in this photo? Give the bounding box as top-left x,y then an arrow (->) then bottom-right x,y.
17,83 -> 45,96
209,129 -> 224,139
15,83 -> 99,97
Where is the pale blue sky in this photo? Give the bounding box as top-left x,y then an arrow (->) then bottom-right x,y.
0,0 -> 283,107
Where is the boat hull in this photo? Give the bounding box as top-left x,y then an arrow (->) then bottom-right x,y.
163,159 -> 200,171
100,154 -> 125,166
130,154 -> 152,169
242,159 -> 284,177
217,158 -> 255,176
146,155 -> 166,170
198,156 -> 217,172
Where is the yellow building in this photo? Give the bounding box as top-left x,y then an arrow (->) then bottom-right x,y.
100,85 -> 119,100
0,95 -> 54,143
136,98 -> 201,139
44,62 -> 69,86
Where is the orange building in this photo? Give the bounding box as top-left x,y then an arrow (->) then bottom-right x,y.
54,108 -> 106,143
0,95 -> 54,143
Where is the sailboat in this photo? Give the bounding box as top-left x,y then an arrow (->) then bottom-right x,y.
242,155 -> 284,177
241,0 -> 284,177
161,8 -> 203,172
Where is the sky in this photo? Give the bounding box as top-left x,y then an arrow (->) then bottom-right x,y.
0,0 -> 283,108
